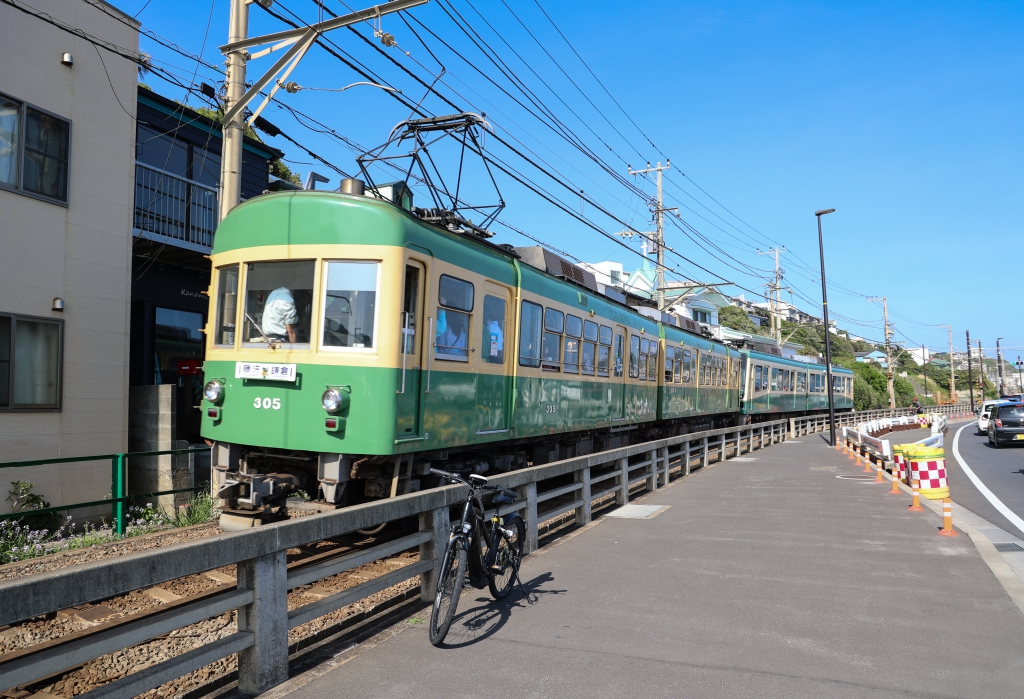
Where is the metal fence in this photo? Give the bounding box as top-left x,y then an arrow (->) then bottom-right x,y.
0,448 -> 208,534
133,162 -> 218,250
0,406 -> 974,698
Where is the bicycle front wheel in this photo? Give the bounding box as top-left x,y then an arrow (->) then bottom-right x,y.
488,516 -> 525,600
429,542 -> 467,646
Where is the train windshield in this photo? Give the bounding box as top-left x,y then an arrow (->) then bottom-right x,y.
243,260 -> 314,346
322,261 -> 379,349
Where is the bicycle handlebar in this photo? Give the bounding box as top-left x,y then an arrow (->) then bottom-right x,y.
428,468 -> 517,501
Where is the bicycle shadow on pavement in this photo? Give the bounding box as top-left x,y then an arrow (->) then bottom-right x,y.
436,571 -> 566,648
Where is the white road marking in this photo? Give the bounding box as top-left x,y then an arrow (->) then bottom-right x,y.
952,424 -> 1024,537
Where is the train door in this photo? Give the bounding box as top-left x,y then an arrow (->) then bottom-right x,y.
611,326 -> 627,420
476,283 -> 512,435
396,261 -> 425,438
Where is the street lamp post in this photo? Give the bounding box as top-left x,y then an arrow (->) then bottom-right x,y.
996,338 -> 1005,396
815,208 -> 837,446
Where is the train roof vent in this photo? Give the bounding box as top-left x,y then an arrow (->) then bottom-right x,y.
513,246 -> 598,292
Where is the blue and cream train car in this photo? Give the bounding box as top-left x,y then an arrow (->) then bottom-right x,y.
739,349 -> 853,418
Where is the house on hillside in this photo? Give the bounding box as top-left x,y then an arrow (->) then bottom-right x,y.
855,350 -> 888,368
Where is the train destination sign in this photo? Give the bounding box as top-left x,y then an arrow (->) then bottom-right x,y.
235,362 -> 297,382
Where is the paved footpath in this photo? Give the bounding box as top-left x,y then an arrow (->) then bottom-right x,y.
273,433 -> 1024,699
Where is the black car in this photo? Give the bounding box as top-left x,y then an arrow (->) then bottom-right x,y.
988,402 -> 1024,448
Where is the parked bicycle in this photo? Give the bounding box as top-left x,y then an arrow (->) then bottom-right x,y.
428,469 -> 526,646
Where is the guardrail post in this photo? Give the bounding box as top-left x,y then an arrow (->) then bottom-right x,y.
701,437 -> 709,469
735,430 -> 743,455
661,446 -> 670,484
237,551 -> 289,694
518,482 -> 539,554
111,453 -> 126,536
683,441 -> 691,475
615,457 -> 629,505
646,449 -> 658,491
788,417 -> 796,439
419,506 -> 449,602
720,434 -> 727,462
575,467 -> 592,525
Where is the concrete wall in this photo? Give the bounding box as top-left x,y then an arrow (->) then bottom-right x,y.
127,385 -> 185,512
0,1 -> 138,512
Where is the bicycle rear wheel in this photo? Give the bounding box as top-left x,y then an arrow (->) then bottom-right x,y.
488,515 -> 525,600
429,542 -> 467,646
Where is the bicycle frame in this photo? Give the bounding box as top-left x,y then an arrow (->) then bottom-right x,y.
451,490 -> 505,588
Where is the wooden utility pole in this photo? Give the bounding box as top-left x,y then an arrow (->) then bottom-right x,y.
868,296 -> 895,409
938,324 -> 954,402
965,330 -> 975,412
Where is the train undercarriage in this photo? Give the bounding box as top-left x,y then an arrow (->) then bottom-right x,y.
212,409 -> 847,530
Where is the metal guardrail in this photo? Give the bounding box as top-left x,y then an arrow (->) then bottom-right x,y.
0,448 -> 208,534
0,406 -> 971,698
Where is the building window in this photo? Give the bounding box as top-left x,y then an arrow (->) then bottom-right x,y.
0,313 -> 63,410
0,94 -> 71,204
692,309 -> 709,324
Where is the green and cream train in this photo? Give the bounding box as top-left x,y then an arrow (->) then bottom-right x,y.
201,186 -> 852,527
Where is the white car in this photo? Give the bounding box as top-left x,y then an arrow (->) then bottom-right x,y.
977,400 -> 1003,434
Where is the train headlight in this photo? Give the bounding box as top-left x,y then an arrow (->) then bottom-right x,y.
204,380 -> 224,404
322,388 -> 342,413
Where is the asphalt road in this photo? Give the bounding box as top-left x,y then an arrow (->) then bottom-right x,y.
891,422 -> 1024,537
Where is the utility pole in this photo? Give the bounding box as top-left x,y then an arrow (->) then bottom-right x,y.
922,344 -> 928,398
938,324 -> 954,403
217,0 -> 428,221
978,339 -> 984,397
868,296 -> 895,409
1017,355 -> 1023,394
628,162 -> 676,311
965,330 -> 974,413
996,337 -> 1005,396
814,208 -> 837,446
758,247 -> 786,345
219,0 -> 249,221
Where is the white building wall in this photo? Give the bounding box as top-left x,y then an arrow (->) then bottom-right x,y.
0,1 -> 138,512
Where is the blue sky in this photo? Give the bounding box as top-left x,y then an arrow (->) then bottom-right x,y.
115,0 -> 1023,359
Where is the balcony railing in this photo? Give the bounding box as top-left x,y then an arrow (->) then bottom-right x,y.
133,162 -> 218,252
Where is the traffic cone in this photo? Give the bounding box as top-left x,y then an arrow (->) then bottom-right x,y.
938,498 -> 958,536
888,467 -> 901,494
909,480 -> 924,512
874,461 -> 886,483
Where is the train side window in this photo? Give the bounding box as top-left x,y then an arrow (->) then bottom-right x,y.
629,335 -> 640,378
481,295 -> 505,364
564,315 -> 582,374
580,319 -> 597,375
436,275 -> 473,361
673,349 -> 682,383
597,343 -> 610,377
797,371 -> 806,392
664,346 -> 675,383
683,350 -> 692,383
401,264 -> 419,355
214,264 -> 239,347
542,308 -> 563,371
597,325 -> 612,377
245,259 -> 315,347
581,341 -> 595,376
754,365 -> 763,392
638,338 -> 649,381
614,333 -> 624,377
518,301 -> 542,367
647,341 -> 658,381
770,367 -> 778,391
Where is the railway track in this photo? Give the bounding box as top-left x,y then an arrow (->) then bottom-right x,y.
0,527 -> 422,698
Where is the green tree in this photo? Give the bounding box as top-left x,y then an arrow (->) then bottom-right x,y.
718,306 -> 769,337
270,159 -> 301,185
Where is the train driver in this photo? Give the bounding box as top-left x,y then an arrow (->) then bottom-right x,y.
262,286 -> 299,343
